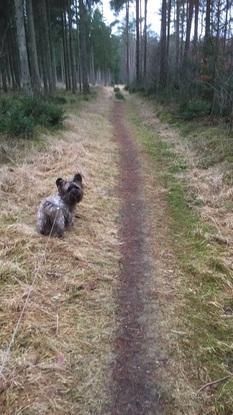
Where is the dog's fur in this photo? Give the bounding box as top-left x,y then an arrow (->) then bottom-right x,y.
37,173 -> 84,237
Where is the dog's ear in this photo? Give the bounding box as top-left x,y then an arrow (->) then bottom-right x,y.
56,178 -> 63,188
73,173 -> 82,183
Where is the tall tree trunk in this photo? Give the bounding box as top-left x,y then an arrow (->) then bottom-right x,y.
143,0 -> 148,81
79,0 -> 89,94
9,27 -> 21,89
47,1 -> 56,91
61,11 -> 70,90
159,0 -> 167,89
0,55 -> 8,93
7,37 -> 17,89
14,0 -> 32,95
211,0 -> 221,113
126,0 -> 130,85
26,0 -> 41,95
60,40 -> 65,83
40,0 -> 54,94
166,0 -> 171,58
193,0 -> 199,49
223,0 -> 229,52
139,0 -> 142,76
135,0 -> 140,82
180,0 -> 186,63
183,0 -> 194,66
6,52 -> 11,87
176,0 -> 180,69
74,0 -> 82,91
68,6 -> 77,93
205,0 -> 211,39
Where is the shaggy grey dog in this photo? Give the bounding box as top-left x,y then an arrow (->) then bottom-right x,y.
37,173 -> 84,237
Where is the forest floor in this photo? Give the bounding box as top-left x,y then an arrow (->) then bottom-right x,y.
0,87 -> 232,415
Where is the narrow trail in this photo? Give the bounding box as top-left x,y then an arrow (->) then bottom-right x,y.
110,100 -> 162,415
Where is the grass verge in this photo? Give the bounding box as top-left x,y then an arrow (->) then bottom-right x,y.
155,102 -> 233,175
126,98 -> 233,415
0,89 -> 98,166
0,88 -> 119,414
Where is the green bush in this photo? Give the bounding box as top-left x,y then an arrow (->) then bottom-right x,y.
5,113 -> 35,138
21,97 -> 64,127
0,96 -> 64,138
180,99 -> 211,120
48,96 -> 67,105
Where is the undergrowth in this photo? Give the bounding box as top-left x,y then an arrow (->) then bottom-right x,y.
0,89 -> 98,139
127,99 -> 233,415
0,96 -> 65,138
155,102 -> 233,177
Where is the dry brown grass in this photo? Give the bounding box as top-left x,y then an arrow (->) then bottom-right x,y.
133,97 -> 233,269
127,95 -> 233,414
0,89 -> 120,414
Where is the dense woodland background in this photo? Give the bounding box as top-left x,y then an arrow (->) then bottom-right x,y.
1,0 -> 233,119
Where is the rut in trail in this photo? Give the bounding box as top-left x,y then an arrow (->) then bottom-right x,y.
110,100 -> 163,415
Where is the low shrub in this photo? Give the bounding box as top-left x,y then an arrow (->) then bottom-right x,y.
180,99 -> 211,120
0,96 -> 64,138
48,96 -> 67,105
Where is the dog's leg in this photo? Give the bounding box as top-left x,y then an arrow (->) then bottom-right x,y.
37,205 -> 50,235
52,209 -> 65,237
65,211 -> 74,228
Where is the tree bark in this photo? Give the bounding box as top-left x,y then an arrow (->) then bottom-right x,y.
223,0 -> 229,51
26,0 -> 41,95
40,0 -> 54,94
166,0 -> 171,59
126,0 -> 130,85
14,0 -> 32,95
135,0 -> 140,83
180,0 -> 186,63
9,26 -> 21,89
68,5 -> 77,93
183,0 -> 194,66
143,0 -> 148,81
159,0 -> 167,89
79,0 -> 89,94
61,11 -> 70,90
74,0 -> 82,91
205,0 -> 211,39
193,0 -> 199,50
176,0 -> 180,69
47,1 -> 56,91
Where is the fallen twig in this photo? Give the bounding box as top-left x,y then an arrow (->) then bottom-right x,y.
197,374 -> 232,395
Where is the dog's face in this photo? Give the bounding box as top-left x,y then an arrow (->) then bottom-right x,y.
56,173 -> 84,207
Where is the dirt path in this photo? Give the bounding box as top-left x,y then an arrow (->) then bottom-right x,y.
110,101 -> 163,415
